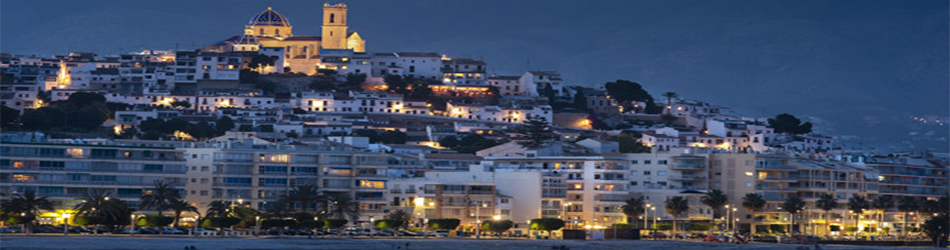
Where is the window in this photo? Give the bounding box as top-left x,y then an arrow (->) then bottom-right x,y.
644,160 -> 651,164
630,160 -> 638,164
201,166 -> 209,172
657,171 -> 667,176
644,171 -> 651,175
630,181 -> 638,186
329,13 -> 335,23
657,160 -> 667,165
630,171 -> 637,176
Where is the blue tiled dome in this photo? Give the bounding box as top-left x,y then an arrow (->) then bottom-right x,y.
247,7 -> 291,27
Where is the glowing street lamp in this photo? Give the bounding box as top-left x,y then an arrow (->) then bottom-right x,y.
62,212 -> 70,236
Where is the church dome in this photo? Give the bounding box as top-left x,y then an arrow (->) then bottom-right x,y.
235,34 -> 260,45
247,7 -> 291,27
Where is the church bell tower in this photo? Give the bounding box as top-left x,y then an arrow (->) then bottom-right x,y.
321,3 -> 348,50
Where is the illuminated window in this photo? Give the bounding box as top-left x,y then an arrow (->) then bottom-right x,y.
13,174 -> 34,182
260,154 -> 289,163
13,162 -> 23,169
359,180 -> 385,189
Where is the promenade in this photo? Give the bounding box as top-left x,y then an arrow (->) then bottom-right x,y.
0,235 -> 941,250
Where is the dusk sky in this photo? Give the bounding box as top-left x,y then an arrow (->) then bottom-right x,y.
2,0 -> 947,152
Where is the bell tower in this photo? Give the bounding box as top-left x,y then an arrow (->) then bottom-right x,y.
321,3 -> 348,50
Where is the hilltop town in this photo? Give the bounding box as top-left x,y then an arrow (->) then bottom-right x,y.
1,4 -> 947,243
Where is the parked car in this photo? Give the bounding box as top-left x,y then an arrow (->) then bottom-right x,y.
649,232 -> 668,239
433,230 -> 450,237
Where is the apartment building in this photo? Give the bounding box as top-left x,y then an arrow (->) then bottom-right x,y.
0,137 -> 187,216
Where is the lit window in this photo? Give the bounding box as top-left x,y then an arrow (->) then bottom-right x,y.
359,180 -> 385,189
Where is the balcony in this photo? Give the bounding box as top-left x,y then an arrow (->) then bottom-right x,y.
756,165 -> 796,171
668,175 -> 705,181
670,164 -> 704,170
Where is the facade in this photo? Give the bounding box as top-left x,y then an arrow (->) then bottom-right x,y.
0,139 -> 187,220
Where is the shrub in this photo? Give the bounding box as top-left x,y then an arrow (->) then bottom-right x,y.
374,219 -> 403,229
201,217 -> 241,228
323,219 -> 348,229
261,219 -> 296,229
530,218 -> 565,233
137,215 -> 174,227
769,224 -> 786,234
612,223 -> 635,229
299,220 -> 324,230
844,226 -> 858,232
652,224 -> 673,230
428,219 -> 461,230
481,220 -> 514,234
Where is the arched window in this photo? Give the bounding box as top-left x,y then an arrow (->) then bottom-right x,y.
330,31 -> 333,36
275,29 -> 279,36
330,14 -> 335,23
259,28 -> 264,35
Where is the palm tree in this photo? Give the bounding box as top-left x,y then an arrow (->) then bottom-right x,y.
167,198 -> 198,227
847,195 -> 870,236
741,193 -> 766,235
621,197 -> 646,227
265,200 -> 292,219
3,190 -> 54,233
897,196 -> 918,237
665,196 -> 689,237
73,191 -> 132,233
385,209 -> 413,230
782,196 -> 805,235
662,92 -> 677,115
700,189 -> 728,230
871,196 -> 892,236
139,180 -> 180,216
282,185 -> 324,213
326,193 -> 360,220
815,193 -> 838,236
205,200 -> 230,218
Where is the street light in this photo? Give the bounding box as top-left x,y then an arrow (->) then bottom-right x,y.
370,216 -> 375,239
644,203 -> 651,229
130,214 -> 137,237
732,207 -> 738,231
475,202 -> 487,239
562,203 -> 572,220
424,219 -> 430,239
193,215 -> 200,237
62,212 -> 70,237
255,216 -> 261,236
493,215 -> 501,220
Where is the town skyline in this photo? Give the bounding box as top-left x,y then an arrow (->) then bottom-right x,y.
2,0 -> 947,153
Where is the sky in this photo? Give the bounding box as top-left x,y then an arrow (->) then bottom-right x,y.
2,0 -> 948,153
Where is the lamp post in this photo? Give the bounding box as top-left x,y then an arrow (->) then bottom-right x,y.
732,206 -> 739,231
643,203 -> 651,229
651,207 -> 657,240
527,220 -> 532,239
255,216 -> 261,236
475,202 -> 486,239
130,214 -> 137,237
62,212 -> 70,236
20,212 -> 26,234
424,219 -> 429,239
193,215 -> 199,237
369,216 -> 375,239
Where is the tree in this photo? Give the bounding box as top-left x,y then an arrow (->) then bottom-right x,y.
1,190 -> 54,233
71,191 -> 132,232
438,135 -> 460,148
662,92 -> 677,115
247,54 -> 276,73
66,92 -> 106,107
167,198 -> 198,227
407,77 -> 435,100
700,189 -> 728,230
205,201 -> 231,218
782,196 -> 806,234
514,116 -> 556,149
816,193 -> 838,235
427,219 -> 460,230
530,218 -> 565,237
326,193 -> 360,220
897,196 -> 918,237
847,195 -> 870,236
384,75 -> 409,94
345,73 -> 367,86
481,220 -> 514,235
871,196 -> 893,236
309,78 -> 335,90
1,105 -> 19,129
572,91 -> 588,111
541,82 -> 556,105
665,196 -> 689,236
742,193 -> 766,235
170,100 -> 191,109
140,181 -> 180,217
767,113 -> 813,135
384,209 -> 412,230
621,197 -> 646,226
922,214 -> 950,247
282,185 -> 324,213
215,116 -> 235,135
603,80 -> 659,114
19,107 -> 65,131
608,133 -> 650,153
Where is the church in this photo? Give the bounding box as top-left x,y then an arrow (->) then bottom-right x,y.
203,3 -> 366,75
